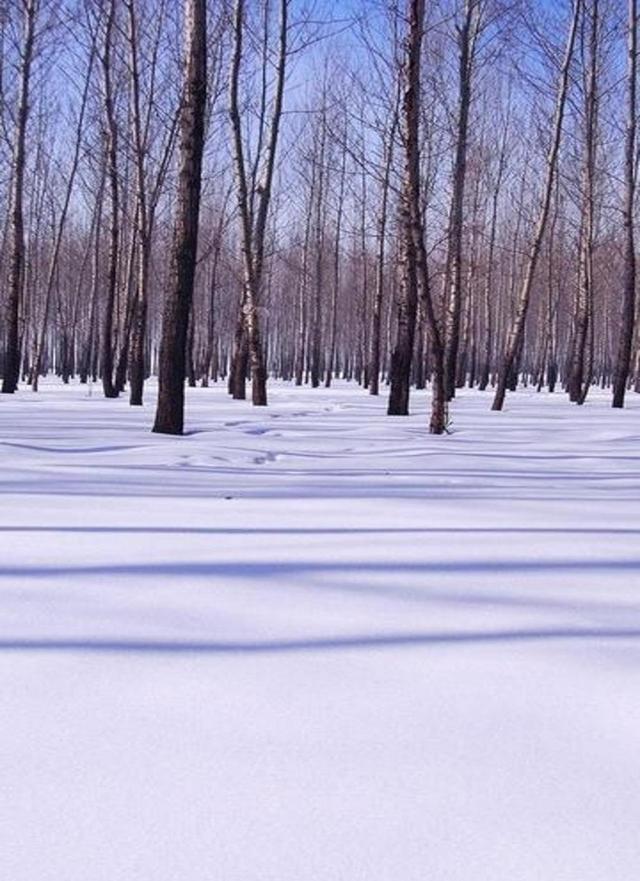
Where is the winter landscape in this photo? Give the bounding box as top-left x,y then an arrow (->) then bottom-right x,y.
3,0 -> 640,878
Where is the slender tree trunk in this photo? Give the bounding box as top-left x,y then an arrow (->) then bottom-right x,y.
370,107 -> 397,396
80,174 -> 106,384
387,1 -> 422,416
389,0 -> 447,432
310,110 -> 327,389
325,117 -> 347,388
443,0 -> 480,400
568,0 -> 599,405
126,0 -> 150,406
294,194 -> 313,386
613,0 -> 637,408
152,0 -> 207,435
100,0 -> 120,399
228,0 -> 288,407
2,0 -> 36,394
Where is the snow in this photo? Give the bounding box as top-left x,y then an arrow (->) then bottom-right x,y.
1,379 -> 639,881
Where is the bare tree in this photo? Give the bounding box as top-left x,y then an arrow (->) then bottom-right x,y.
30,29 -> 96,392
326,110 -> 348,389
443,0 -> 485,401
2,0 -> 37,394
152,0 -> 207,435
612,0 -> 637,409
228,0 -> 288,406
389,0 -> 447,433
567,0 -> 600,405
126,0 -> 178,406
98,0 -> 120,399
387,1 -> 421,417
369,101 -> 398,397
492,0 -> 581,411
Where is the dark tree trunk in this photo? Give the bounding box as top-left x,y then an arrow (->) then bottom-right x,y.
100,0 -> 120,399
152,0 -> 207,435
613,0 -> 637,408
2,0 -> 36,395
443,0 -> 477,401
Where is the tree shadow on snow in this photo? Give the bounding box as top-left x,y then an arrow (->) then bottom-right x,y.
1,525 -> 640,537
0,628 -> 639,655
1,558 -> 640,580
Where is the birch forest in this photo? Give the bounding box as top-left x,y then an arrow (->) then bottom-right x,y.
0,0 -> 638,433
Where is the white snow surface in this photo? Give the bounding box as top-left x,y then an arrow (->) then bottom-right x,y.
1,379 -> 640,881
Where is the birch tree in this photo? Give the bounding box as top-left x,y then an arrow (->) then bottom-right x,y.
228,0 -> 288,406
492,0 -> 581,411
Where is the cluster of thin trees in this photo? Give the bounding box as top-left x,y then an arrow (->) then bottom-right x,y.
0,0 -> 639,434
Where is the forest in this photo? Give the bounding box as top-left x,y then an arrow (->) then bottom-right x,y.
1,0 -> 638,431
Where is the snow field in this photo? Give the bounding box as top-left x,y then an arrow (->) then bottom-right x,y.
1,379 -> 639,880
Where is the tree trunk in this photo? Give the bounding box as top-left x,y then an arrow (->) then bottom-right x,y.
568,0 -> 599,405
228,0 -> 288,407
443,0 -> 479,400
492,0 -> 581,411
152,0 -> 207,435
100,0 -> 121,399
613,0 -> 637,408
2,0 -> 36,395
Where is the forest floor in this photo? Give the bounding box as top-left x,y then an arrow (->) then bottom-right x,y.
1,378 -> 639,880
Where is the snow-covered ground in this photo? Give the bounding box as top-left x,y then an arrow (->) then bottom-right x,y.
1,379 -> 639,881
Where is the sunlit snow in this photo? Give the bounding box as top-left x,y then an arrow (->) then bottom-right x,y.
1,379 -> 639,881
